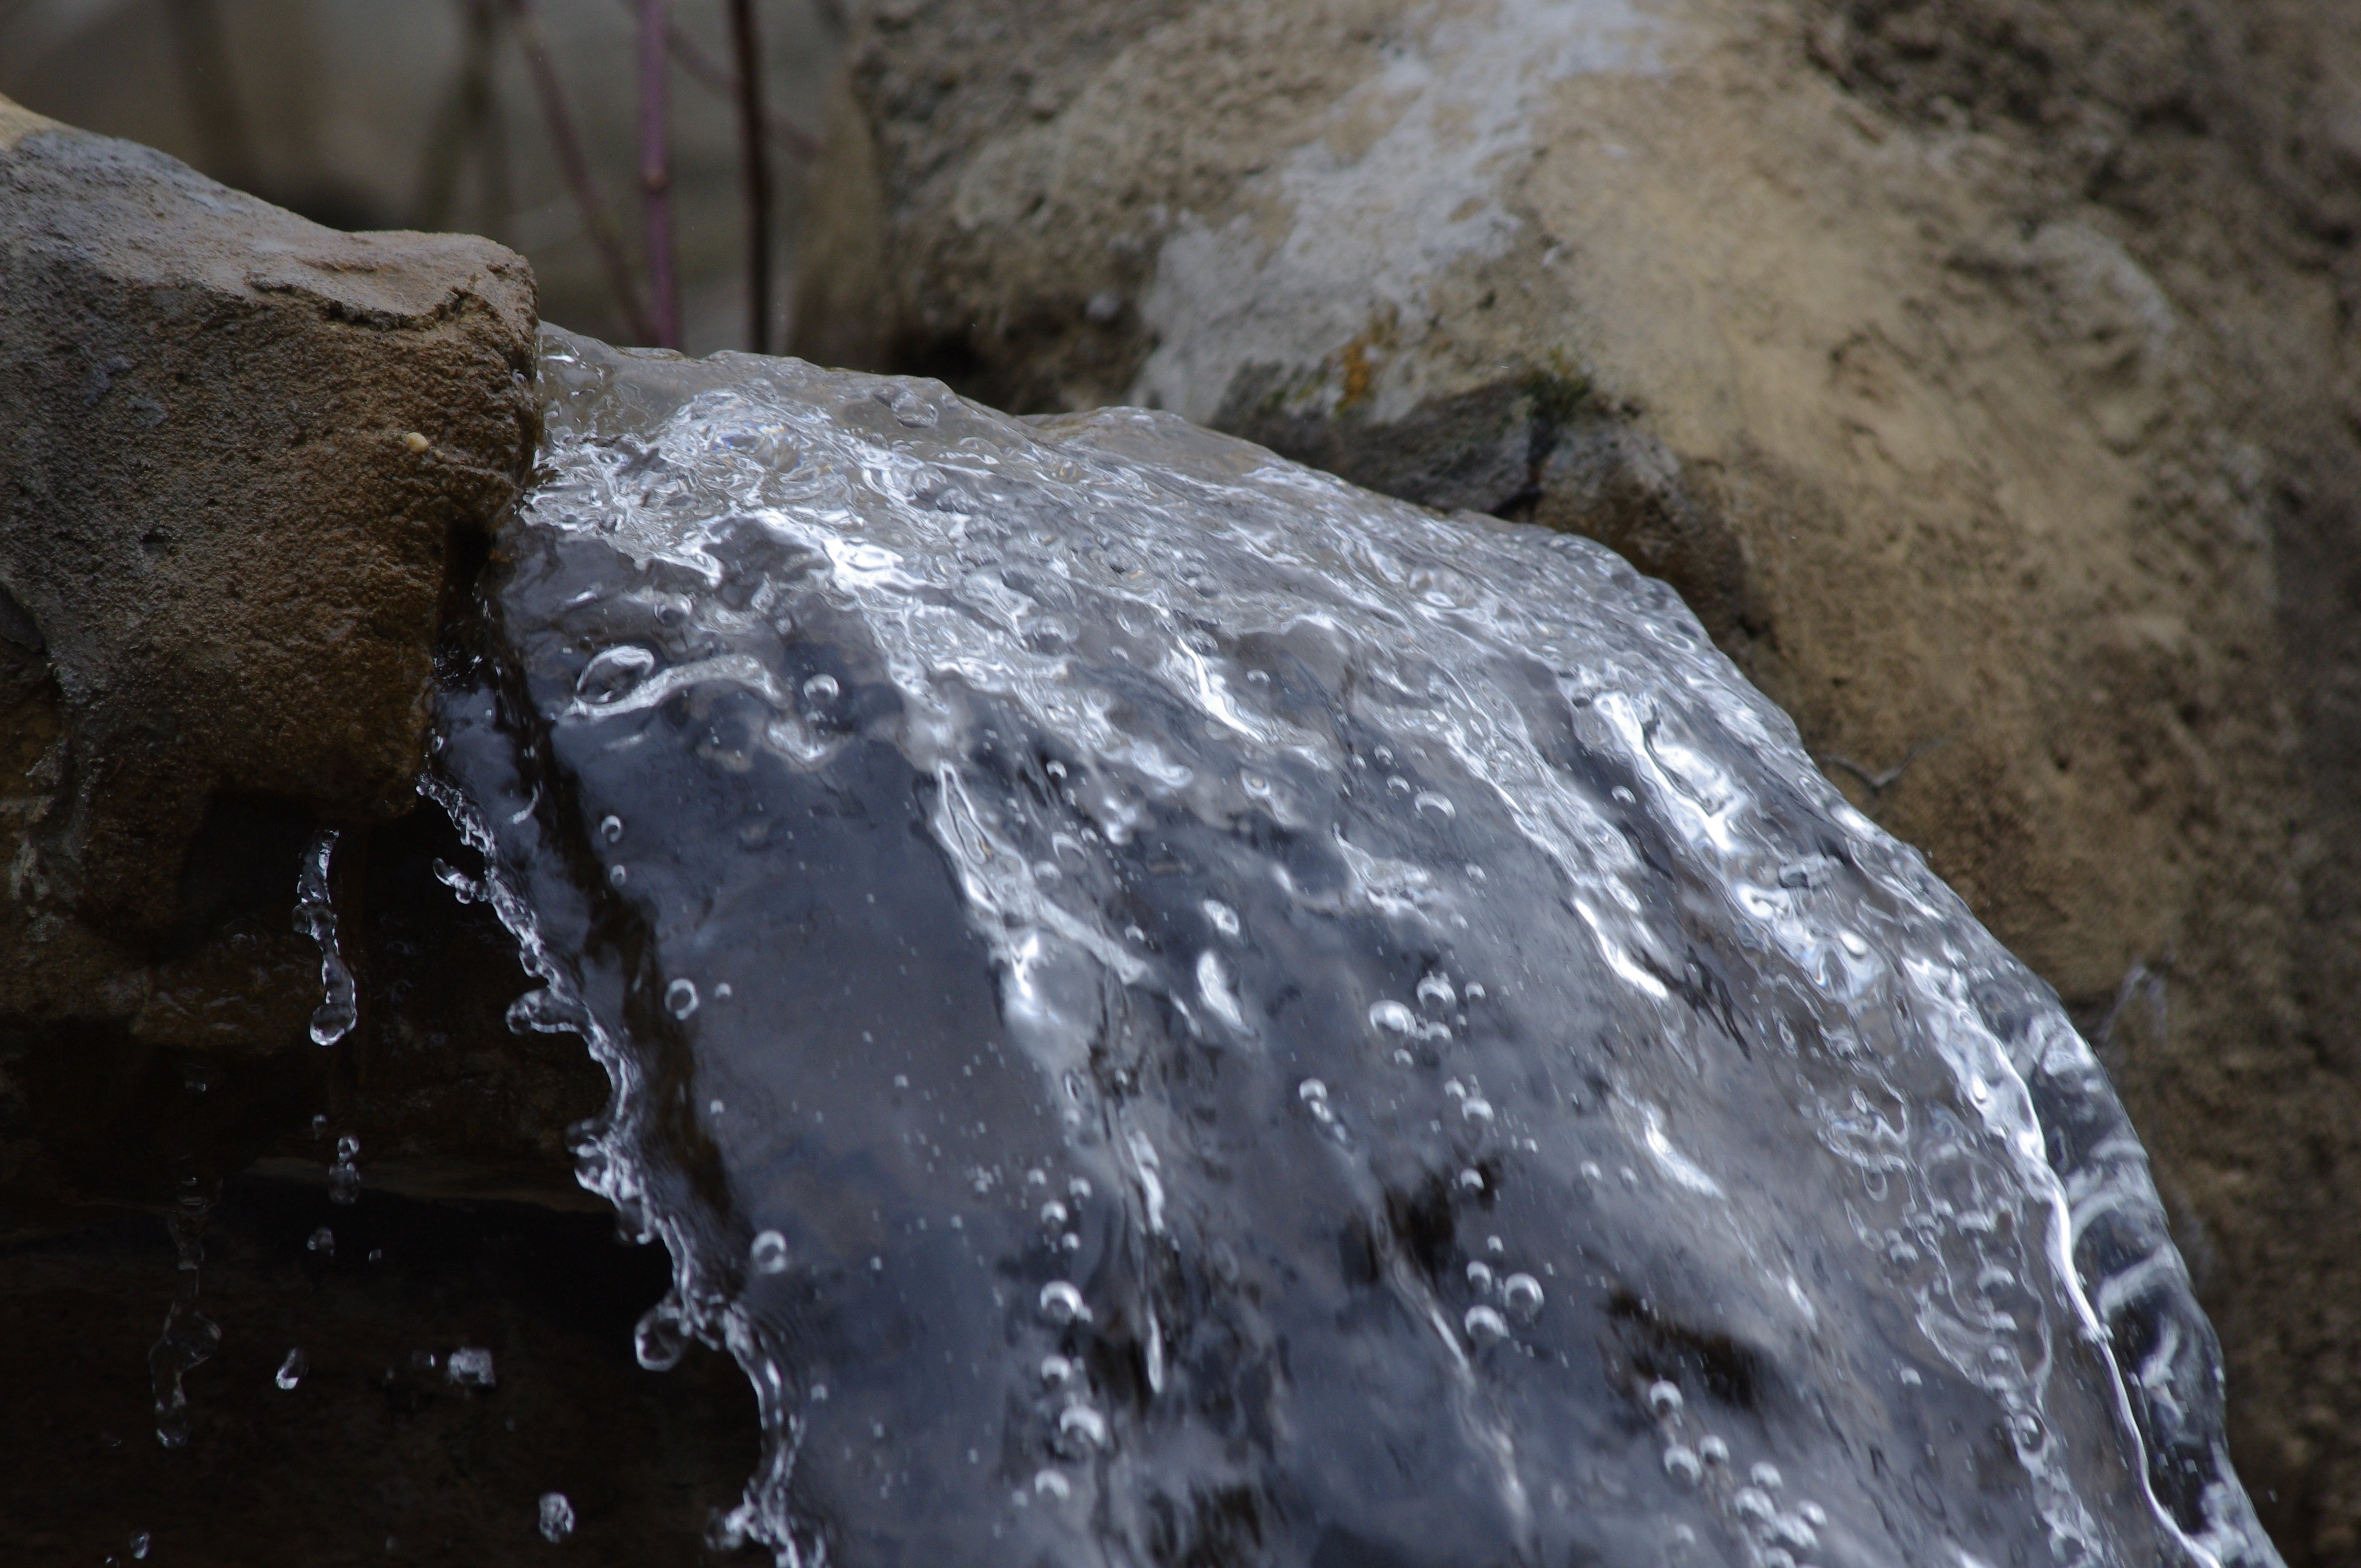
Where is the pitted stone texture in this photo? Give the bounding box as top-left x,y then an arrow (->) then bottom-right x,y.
0,95 -> 537,937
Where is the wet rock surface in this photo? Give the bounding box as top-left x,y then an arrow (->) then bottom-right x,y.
791,5 -> 2361,1556
424,329 -> 2274,1566
0,94 -> 546,1226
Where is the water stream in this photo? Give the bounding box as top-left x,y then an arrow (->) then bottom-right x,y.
421,326 -> 2277,1568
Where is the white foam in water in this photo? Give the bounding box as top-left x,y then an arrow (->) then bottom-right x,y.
424,327 -> 2281,1568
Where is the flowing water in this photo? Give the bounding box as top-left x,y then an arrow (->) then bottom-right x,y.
419,325 -> 2278,1568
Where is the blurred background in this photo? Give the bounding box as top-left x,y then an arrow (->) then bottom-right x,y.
0,0 -> 843,352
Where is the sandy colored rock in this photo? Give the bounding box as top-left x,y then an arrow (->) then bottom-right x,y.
0,97 -> 545,1223
794,2 -> 2361,1558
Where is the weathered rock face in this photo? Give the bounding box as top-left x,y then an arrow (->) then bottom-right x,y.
791,3 -> 2361,1558
0,96 -> 548,1224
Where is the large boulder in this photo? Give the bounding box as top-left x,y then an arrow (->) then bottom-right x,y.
0,96 -> 556,1223
790,2 -> 2361,1559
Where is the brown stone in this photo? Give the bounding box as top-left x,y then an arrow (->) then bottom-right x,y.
0,96 -> 546,1224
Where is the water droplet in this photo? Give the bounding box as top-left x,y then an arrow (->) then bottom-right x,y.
600,814 -> 624,842
634,1297 -> 688,1370
1647,1379 -> 1684,1417
1503,1272 -> 1544,1321
447,1346 -> 497,1389
1734,1486 -> 1776,1522
328,1136 -> 361,1206
1699,1435 -> 1729,1465
1417,972 -> 1456,1009
1414,790 -> 1456,819
665,978 -> 699,1019
1039,1281 -> 1090,1326
1368,1000 -> 1417,1035
1751,1462 -> 1783,1491
306,1226 -> 334,1256
1580,1160 -> 1603,1182
1798,1501 -> 1827,1528
1040,1355 -> 1074,1387
1663,1445 -> 1702,1485
538,1491 -> 575,1543
751,1231 -> 790,1274
802,673 -> 840,702
129,1532 -> 151,1560
1456,1167 -> 1484,1193
608,864 -> 629,887
275,1348 -> 308,1390
1031,1468 -> 1071,1500
1467,1260 -> 1494,1291
1201,900 -> 1240,937
1464,1304 -> 1509,1345
1057,1404 -> 1108,1447
1459,1096 -> 1494,1122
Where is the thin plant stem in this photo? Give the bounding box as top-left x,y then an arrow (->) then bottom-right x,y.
604,0 -> 815,160
638,0 -> 681,349
508,0 -> 654,342
728,0 -> 774,353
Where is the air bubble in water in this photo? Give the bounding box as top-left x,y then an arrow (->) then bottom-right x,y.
1699,1434 -> 1729,1466
599,814 -> 624,843
1417,972 -> 1456,1009
665,979 -> 699,1019
1466,1261 -> 1494,1292
1503,1272 -> 1544,1321
1039,1281 -> 1089,1326
802,673 -> 840,702
1456,1167 -> 1484,1193
306,1226 -> 334,1256
447,1346 -> 496,1388
1750,1462 -> 1783,1491
1201,900 -> 1240,937
1464,1304 -> 1509,1345
1734,1487 -> 1775,1522
1663,1445 -> 1702,1485
1367,1000 -> 1416,1035
751,1231 -> 790,1274
538,1491 -> 575,1543
1647,1379 -> 1684,1417
1057,1404 -> 1108,1447
275,1348 -> 308,1390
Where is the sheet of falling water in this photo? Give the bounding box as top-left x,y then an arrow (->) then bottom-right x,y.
426,326 -> 2280,1568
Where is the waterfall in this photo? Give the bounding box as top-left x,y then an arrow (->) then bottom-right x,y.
427,325 -> 2276,1568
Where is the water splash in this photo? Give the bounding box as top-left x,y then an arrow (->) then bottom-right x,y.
430,328 -> 2280,1568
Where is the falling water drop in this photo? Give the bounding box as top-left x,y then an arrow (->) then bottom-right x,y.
1503,1272 -> 1544,1322
1464,1305 -> 1509,1345
306,1226 -> 334,1256
292,829 -> 357,1046
328,1136 -> 361,1206
1647,1380 -> 1684,1418
1663,1445 -> 1702,1486
538,1491 -> 575,1543
275,1348 -> 308,1391
751,1231 -> 791,1275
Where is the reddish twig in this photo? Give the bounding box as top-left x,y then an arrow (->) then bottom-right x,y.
605,0 -> 817,160
638,0 -> 681,349
728,0 -> 774,352
508,0 -> 654,342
